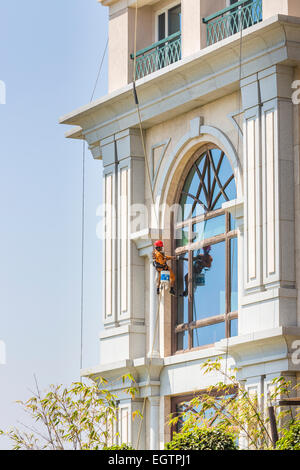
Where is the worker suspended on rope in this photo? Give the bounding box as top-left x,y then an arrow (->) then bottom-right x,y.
181,246 -> 213,297
152,240 -> 176,296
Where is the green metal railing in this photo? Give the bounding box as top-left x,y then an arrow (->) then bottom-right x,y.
130,32 -> 181,80
203,0 -> 262,46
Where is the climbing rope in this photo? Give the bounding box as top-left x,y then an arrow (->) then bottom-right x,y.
132,2 -> 160,229
132,1 -> 172,449
80,36 -> 108,378
224,16 -> 244,383
136,289 -> 162,449
80,140 -> 86,374
131,0 -> 245,442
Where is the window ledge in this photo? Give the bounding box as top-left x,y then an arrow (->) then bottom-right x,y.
164,346 -> 228,367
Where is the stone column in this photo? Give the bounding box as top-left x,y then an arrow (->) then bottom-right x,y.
100,136 -> 119,327
149,396 -> 160,450
240,65 -> 297,335
117,397 -> 145,450
148,254 -> 160,358
99,129 -> 147,364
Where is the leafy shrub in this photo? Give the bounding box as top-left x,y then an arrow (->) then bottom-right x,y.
103,444 -> 134,450
276,422 -> 300,450
165,427 -> 238,450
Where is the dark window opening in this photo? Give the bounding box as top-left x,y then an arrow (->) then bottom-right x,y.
168,4 -> 181,36
158,4 -> 181,40
158,13 -> 166,41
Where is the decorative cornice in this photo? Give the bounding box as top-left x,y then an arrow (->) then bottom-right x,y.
215,327 -> 300,379
81,356 -> 164,397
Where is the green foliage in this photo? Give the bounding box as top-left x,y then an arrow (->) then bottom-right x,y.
276,422 -> 300,450
168,358 -> 300,451
103,444 -> 134,450
0,375 -> 137,450
165,426 -> 237,450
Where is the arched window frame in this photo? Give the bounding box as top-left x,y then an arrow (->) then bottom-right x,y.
171,144 -> 238,354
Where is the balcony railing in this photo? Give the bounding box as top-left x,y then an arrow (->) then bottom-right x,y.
130,32 -> 181,80
203,0 -> 262,46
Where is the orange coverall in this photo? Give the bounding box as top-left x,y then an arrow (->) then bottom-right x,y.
152,249 -> 175,289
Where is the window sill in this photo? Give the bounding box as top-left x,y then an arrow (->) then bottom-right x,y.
164,345 -> 228,367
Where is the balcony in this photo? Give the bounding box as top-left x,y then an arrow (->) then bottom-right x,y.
203,0 -> 262,46
131,31 -> 181,80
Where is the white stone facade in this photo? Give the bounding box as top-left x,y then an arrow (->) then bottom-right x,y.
61,0 -> 300,449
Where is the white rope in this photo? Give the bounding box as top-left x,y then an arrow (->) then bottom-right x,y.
132,1 -> 167,449
225,14 -> 244,383
80,35 -> 108,378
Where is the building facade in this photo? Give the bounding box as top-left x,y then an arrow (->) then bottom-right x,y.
61,0 -> 300,450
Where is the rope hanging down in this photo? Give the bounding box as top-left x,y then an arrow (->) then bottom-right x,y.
80,37 -> 108,376
131,3 -> 243,443
224,22 -> 244,383
132,0 -> 165,450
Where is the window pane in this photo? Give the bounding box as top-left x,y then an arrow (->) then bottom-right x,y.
192,242 -> 226,321
176,399 -> 202,432
177,255 -> 189,324
176,226 -> 189,248
158,13 -> 165,40
180,165 -> 205,221
192,215 -> 226,243
177,331 -> 188,351
229,213 -> 236,231
179,149 -> 236,217
168,5 -> 181,35
230,238 -> 238,312
193,322 -> 225,347
175,392 -> 234,432
210,149 -> 237,210
230,319 -> 238,337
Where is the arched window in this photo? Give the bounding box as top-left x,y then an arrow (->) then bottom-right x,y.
173,146 -> 238,352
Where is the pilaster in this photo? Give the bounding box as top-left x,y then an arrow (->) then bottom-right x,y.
99,129 -> 146,364
240,65 -> 297,335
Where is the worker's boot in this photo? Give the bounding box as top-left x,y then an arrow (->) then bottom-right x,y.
170,287 -> 176,296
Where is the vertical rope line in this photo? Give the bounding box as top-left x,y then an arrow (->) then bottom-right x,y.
225,19 -> 243,383
80,140 -> 86,378
136,290 -> 162,450
90,38 -> 109,102
133,2 -> 138,84
80,36 -> 108,378
132,0 -> 165,450
132,0 -> 159,228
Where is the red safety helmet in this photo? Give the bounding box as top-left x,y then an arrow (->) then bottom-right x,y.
154,240 -> 164,248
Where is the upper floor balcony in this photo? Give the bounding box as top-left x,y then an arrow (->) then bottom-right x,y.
102,0 -> 300,92
130,31 -> 182,80
203,0 -> 262,47
131,0 -> 263,81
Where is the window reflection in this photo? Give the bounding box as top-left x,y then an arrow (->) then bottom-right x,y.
192,215 -> 226,243
193,322 -> 226,348
174,147 -> 238,352
177,330 -> 188,351
177,255 -> 189,324
193,243 -> 225,321
230,238 -> 238,312
230,319 -> 238,337
174,389 -> 237,433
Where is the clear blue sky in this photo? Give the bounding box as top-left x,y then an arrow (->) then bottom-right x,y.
0,0 -> 108,447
